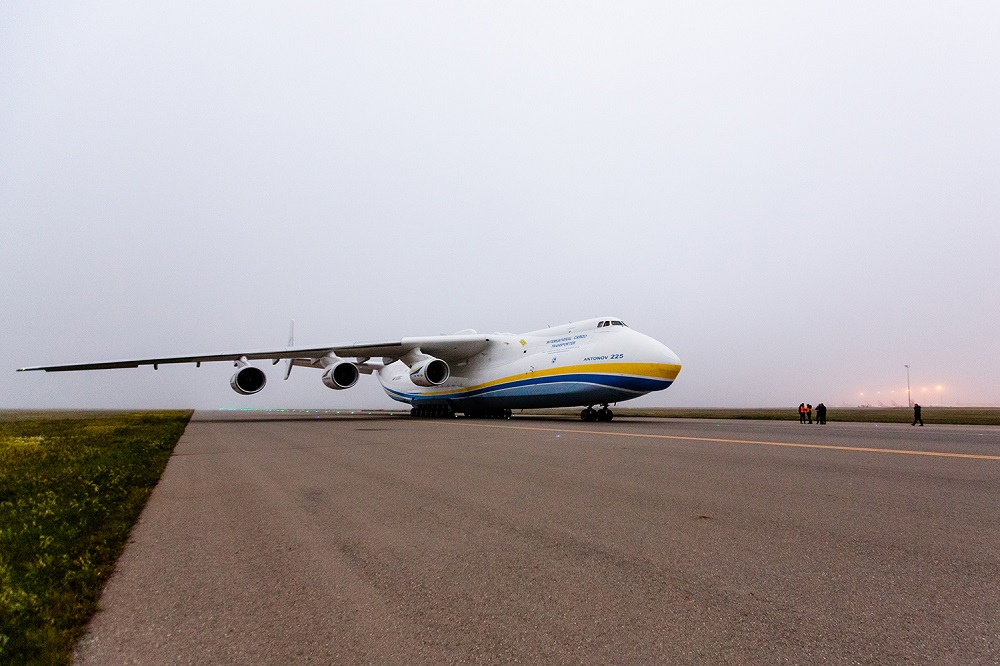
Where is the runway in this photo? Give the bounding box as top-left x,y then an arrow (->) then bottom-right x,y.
75,414 -> 1000,664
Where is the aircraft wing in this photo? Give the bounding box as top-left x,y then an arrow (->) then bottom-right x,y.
17,334 -> 493,372
396,334 -> 492,362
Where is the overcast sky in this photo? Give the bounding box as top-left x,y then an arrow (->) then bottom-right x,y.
3,2 -> 998,410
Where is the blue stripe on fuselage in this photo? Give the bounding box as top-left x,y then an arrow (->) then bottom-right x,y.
382,372 -> 672,405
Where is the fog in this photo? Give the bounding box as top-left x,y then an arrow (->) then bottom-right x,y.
3,2 -> 998,409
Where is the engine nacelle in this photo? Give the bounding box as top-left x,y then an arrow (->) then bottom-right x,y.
408,357 -> 450,387
322,361 -> 359,390
231,366 -> 266,395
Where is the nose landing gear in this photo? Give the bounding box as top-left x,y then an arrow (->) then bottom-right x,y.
580,405 -> 613,422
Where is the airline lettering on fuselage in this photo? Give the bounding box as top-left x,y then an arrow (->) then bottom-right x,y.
546,334 -> 588,349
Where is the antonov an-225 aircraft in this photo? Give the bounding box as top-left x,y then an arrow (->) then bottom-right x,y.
18,317 -> 682,422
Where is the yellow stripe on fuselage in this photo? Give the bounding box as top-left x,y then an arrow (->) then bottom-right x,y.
415,362 -> 682,397
564,362 -> 681,381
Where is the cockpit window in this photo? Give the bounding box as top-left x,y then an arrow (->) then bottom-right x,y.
612,320 -> 626,327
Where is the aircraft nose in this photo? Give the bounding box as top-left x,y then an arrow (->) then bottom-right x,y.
638,338 -> 682,384
642,335 -> 680,365
656,342 -> 682,369
627,330 -> 682,381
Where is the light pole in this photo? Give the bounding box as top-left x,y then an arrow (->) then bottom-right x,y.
905,365 -> 912,407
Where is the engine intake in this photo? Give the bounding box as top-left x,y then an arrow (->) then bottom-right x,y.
322,362 -> 359,390
408,358 -> 450,387
231,366 -> 266,395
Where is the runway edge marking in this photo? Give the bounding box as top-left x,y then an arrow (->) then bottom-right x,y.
442,422 -> 1000,461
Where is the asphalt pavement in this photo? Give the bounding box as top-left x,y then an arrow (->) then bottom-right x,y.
74,413 -> 1000,664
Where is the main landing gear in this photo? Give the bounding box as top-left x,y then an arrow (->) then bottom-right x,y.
580,405 -> 613,422
410,405 -> 513,419
410,404 -> 455,418
464,409 -> 513,420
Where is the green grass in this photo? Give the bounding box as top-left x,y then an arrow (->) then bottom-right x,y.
526,407 -> 1000,426
0,410 -> 191,665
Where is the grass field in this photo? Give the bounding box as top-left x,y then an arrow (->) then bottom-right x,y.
0,410 -> 190,665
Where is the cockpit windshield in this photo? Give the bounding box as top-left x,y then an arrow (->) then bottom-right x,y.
597,320 -> 628,328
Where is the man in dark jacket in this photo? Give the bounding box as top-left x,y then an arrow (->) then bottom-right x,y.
912,403 -> 924,426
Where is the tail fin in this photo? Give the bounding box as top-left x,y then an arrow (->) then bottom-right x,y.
284,320 -> 295,380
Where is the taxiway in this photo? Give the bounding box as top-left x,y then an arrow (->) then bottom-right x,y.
75,413 -> 1000,664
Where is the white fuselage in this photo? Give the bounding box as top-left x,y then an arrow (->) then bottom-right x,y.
377,317 -> 681,411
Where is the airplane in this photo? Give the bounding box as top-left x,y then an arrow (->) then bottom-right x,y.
17,316 -> 682,422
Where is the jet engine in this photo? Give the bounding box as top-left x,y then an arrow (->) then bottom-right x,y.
408,357 -> 450,387
231,365 -> 266,395
322,361 -> 359,390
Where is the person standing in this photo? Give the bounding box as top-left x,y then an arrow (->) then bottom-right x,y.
799,403 -> 806,423
806,404 -> 813,424
912,403 -> 924,426
816,403 -> 827,424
